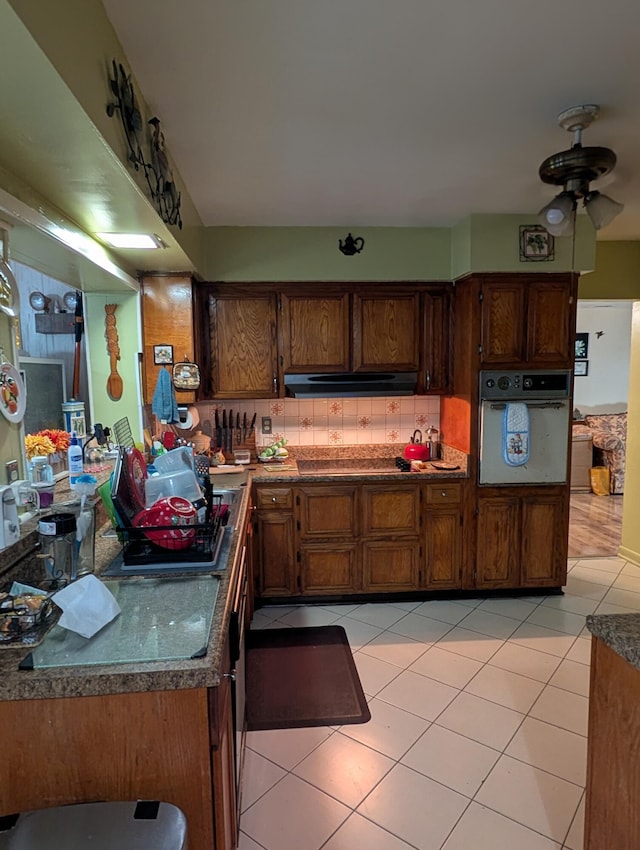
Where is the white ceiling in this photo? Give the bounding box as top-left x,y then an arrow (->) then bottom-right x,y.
100,0 -> 640,240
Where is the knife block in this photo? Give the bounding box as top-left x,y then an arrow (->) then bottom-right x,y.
229,432 -> 258,464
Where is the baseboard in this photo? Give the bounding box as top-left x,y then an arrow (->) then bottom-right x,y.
617,545 -> 640,568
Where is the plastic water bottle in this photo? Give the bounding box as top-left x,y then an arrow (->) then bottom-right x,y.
68,431 -> 83,490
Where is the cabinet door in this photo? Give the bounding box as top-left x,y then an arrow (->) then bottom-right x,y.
526,280 -> 573,365
521,494 -> 568,586
300,542 -> 359,594
297,486 -> 358,539
352,292 -> 420,370
475,496 -> 520,588
210,643 -> 238,850
361,485 -> 421,537
424,507 -> 462,589
480,281 -> 526,365
423,289 -> 451,393
256,512 -> 297,596
280,293 -> 350,372
363,539 -> 420,592
208,294 -> 279,398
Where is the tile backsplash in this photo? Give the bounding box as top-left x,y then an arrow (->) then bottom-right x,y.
193,396 -> 441,448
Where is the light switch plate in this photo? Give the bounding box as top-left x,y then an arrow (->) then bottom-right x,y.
5,459 -> 18,484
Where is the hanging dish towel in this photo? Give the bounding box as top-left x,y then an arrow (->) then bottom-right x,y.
503,402 -> 530,466
151,366 -> 180,424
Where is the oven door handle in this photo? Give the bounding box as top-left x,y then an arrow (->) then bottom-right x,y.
488,401 -> 566,410
229,610 -> 240,665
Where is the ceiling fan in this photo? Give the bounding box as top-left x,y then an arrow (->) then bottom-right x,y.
538,104 -> 623,237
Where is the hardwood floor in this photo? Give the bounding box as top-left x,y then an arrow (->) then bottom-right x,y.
568,491 -> 624,558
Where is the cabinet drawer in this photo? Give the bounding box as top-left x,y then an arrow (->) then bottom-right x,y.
256,488 -> 293,510
425,483 -> 462,505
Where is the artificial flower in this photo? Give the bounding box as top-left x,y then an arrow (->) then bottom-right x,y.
37,429 -> 70,453
24,433 -> 56,460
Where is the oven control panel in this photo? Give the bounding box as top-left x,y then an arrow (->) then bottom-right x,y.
480,370 -> 571,400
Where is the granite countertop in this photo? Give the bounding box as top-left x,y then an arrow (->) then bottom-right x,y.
0,483 -> 251,702
586,613 -> 640,671
250,444 -> 469,483
0,446 -> 468,704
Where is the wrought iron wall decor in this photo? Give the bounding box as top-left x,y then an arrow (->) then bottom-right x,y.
338,233 -> 365,255
106,60 -> 182,229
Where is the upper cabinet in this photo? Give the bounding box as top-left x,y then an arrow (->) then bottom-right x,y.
196,282 -> 450,398
352,291 -> 420,371
206,291 -> 279,398
280,292 -> 350,373
479,274 -> 577,368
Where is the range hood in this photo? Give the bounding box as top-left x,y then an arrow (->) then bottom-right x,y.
284,372 -> 418,398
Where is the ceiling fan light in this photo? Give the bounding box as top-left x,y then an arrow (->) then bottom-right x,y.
538,192 -> 576,236
584,191 -> 624,230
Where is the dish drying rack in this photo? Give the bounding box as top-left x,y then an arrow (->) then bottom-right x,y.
117,494 -> 230,569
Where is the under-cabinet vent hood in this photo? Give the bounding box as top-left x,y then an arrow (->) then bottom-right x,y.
284,372 -> 418,398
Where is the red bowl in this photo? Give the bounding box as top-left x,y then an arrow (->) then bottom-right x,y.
133,496 -> 197,551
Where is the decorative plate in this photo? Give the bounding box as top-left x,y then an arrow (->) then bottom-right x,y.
125,446 -> 148,510
0,361 -> 26,424
431,461 -> 460,470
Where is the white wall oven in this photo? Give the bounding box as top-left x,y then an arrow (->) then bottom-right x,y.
479,370 -> 572,486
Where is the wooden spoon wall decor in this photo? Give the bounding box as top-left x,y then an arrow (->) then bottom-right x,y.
105,303 -> 123,400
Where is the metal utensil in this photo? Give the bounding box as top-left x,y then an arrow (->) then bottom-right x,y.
222,409 -> 227,452
236,412 -> 241,444
242,412 -> 247,442
249,412 -> 257,435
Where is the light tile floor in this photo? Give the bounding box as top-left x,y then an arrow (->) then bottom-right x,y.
239,556 -> 640,850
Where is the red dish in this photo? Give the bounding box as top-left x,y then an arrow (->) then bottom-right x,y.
133,496 -> 197,551
126,447 -> 147,511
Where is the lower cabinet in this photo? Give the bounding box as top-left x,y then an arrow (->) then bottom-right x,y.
363,539 -> 421,592
475,488 -> 568,589
255,487 -> 297,597
423,483 -> 463,589
0,686 -> 235,850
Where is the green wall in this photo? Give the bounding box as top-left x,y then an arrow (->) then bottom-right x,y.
204,216 -> 597,283
579,242 -> 640,299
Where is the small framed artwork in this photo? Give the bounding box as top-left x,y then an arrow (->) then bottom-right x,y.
519,225 -> 555,262
575,332 -> 589,360
153,343 -> 173,365
574,360 -> 589,377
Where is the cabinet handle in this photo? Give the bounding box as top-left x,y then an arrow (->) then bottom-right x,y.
441,490 -> 447,497
273,374 -> 277,392
223,671 -> 236,682
426,369 -> 430,390
271,496 -> 277,503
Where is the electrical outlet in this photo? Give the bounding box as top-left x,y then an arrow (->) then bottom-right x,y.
261,416 -> 272,435
5,459 -> 18,484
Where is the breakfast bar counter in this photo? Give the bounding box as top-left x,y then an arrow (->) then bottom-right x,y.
584,613 -> 640,850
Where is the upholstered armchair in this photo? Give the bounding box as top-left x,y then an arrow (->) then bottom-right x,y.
583,413 -> 627,495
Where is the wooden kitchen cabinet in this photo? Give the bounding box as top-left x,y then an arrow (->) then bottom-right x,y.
209,636 -> 238,850
475,488 -> 568,589
479,275 -> 576,368
0,689 -> 221,850
299,542 -> 359,594
353,291 -> 420,371
422,483 -> 463,589
296,485 -> 359,539
279,291 -> 350,372
422,288 -> 451,393
361,484 -> 422,592
362,539 -> 421,592
206,292 -> 279,398
255,496 -> 297,597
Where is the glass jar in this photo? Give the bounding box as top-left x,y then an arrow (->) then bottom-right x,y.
29,455 -> 54,485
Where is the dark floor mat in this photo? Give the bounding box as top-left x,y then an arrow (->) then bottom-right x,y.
245,625 -> 371,731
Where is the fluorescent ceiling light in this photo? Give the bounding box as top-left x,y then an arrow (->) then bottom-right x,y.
96,232 -> 165,249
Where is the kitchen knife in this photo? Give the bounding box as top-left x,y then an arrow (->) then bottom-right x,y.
236,412 -> 241,444
214,408 -> 221,449
242,412 -> 247,442
249,412 -> 257,435
228,409 -> 233,453
222,409 -> 227,453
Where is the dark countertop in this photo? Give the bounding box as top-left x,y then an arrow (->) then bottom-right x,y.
0,483 -> 251,702
586,613 -> 640,671
0,447 -> 469,703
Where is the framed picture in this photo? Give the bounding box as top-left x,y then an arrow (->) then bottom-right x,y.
153,343 -> 173,365
574,360 -> 589,377
575,332 -> 589,360
519,225 -> 554,261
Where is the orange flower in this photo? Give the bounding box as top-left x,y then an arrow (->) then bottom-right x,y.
38,429 -> 70,452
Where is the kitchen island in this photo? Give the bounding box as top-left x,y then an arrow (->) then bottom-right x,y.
584,613 -> 640,850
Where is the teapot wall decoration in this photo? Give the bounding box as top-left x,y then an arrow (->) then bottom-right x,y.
338,233 -> 365,256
